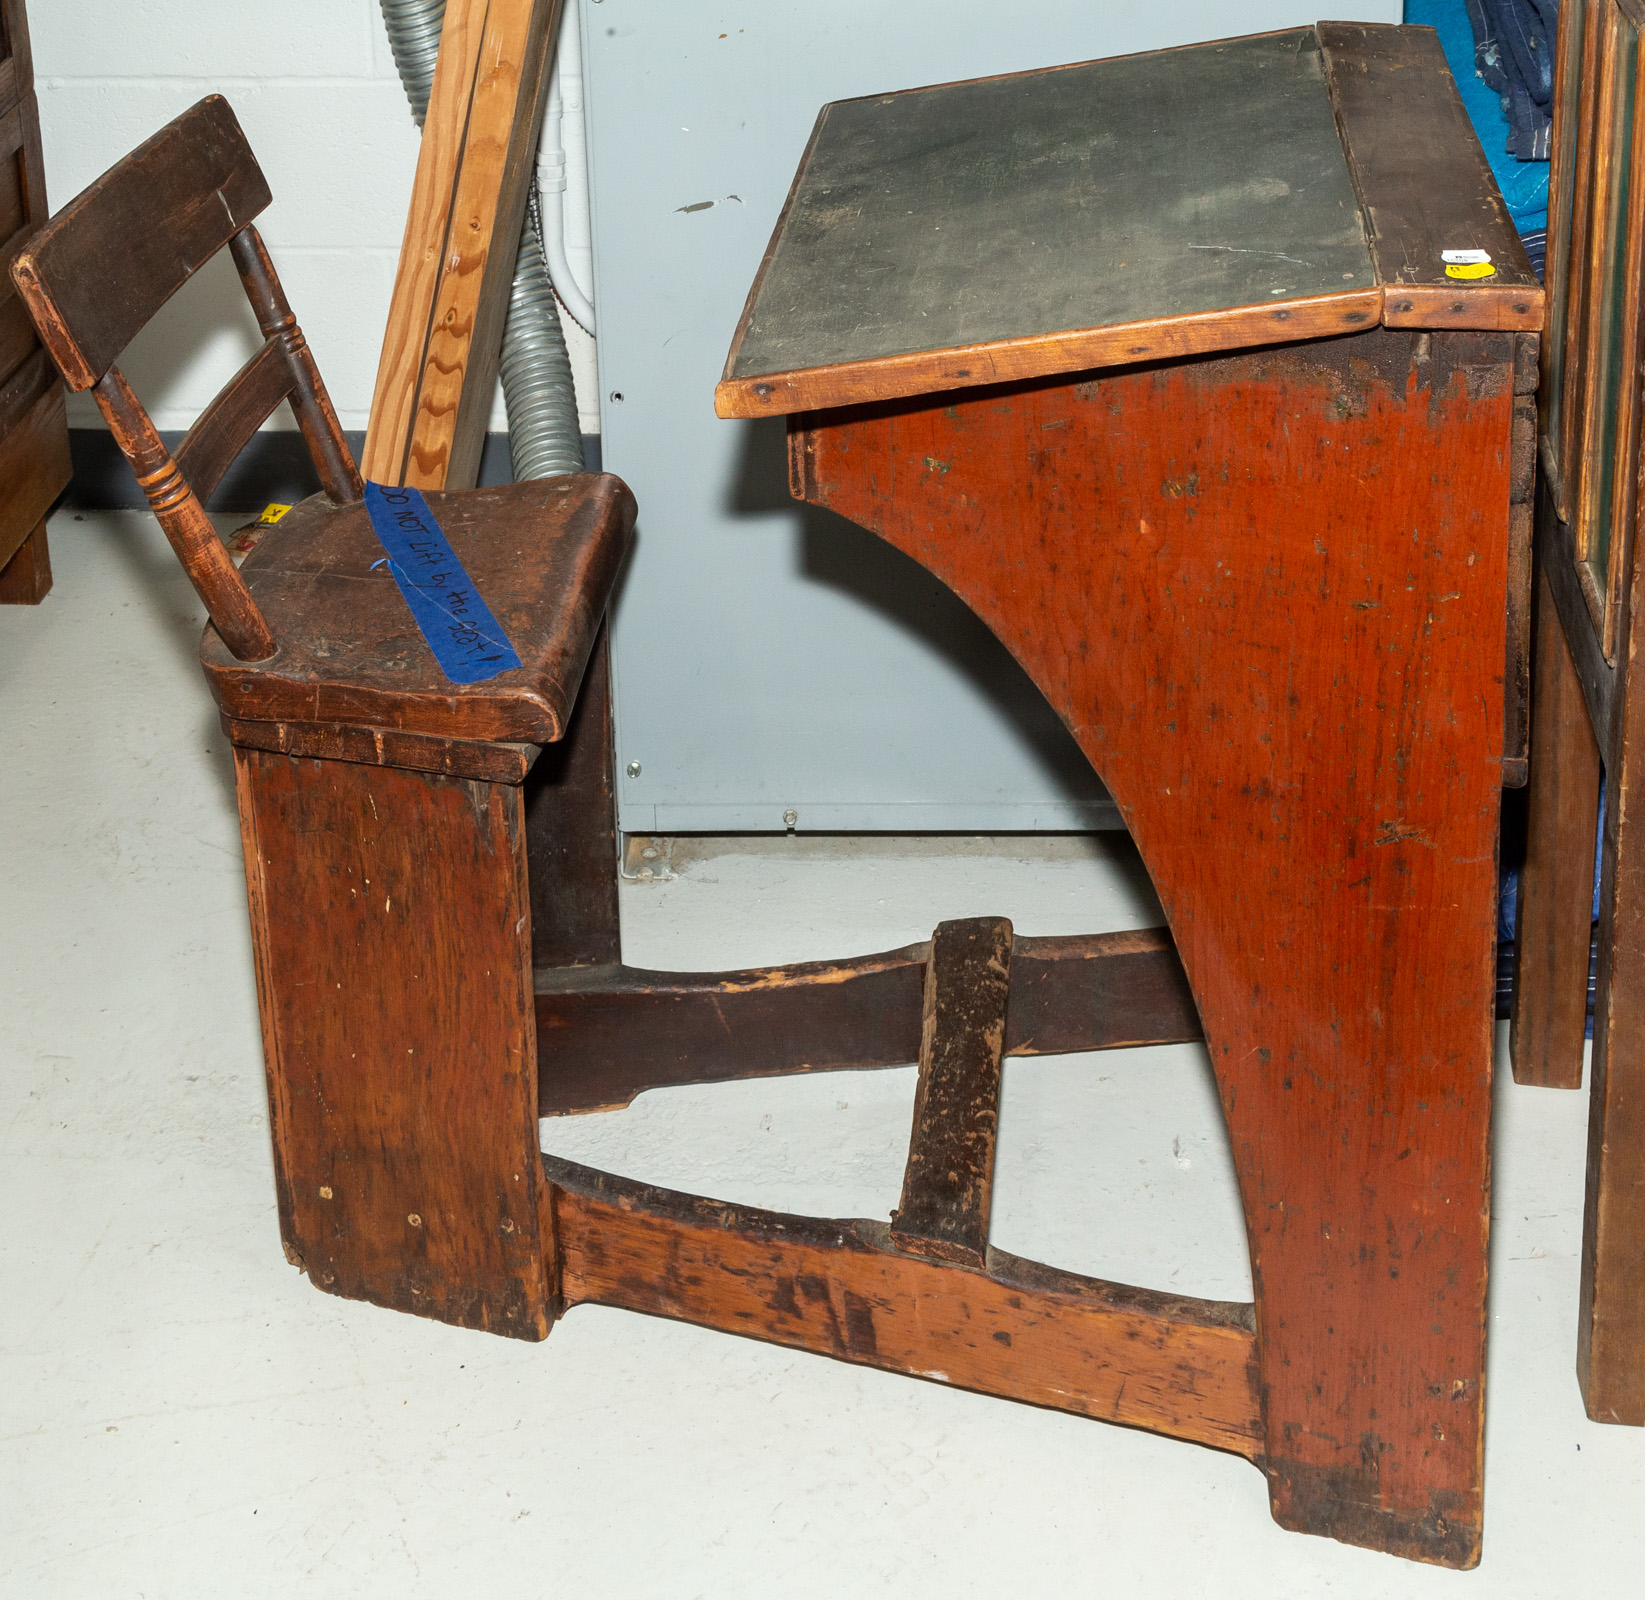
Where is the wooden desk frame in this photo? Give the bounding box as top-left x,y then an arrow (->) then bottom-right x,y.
1513,0 -> 1645,1428
12,25 -> 1540,1574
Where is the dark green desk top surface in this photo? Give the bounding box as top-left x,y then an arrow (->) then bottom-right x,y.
717,23 -> 1540,417
728,30 -> 1369,382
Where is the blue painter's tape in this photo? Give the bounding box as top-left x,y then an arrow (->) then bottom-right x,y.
363,482 -> 522,684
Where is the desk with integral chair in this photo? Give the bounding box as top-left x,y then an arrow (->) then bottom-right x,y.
714,21 -> 1540,1568
13,21 -> 1536,1572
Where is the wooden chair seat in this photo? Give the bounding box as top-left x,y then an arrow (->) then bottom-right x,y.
202,475 -> 632,746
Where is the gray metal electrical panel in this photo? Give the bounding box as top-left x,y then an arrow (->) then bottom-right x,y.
582,2 -> 1398,835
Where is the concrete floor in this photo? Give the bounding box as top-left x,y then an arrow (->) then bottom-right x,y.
3,509 -> 1642,1596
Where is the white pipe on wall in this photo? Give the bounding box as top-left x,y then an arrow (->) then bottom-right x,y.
539,1 -> 596,334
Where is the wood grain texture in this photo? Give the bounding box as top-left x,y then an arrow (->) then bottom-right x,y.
792,324 -> 1513,1566
172,338 -> 296,504
201,474 -> 633,742
1572,3 -> 1645,656
9,96 -> 269,390
220,713 -> 538,784
546,1155 -> 1263,1459
0,511 -> 47,602
0,376 -> 66,568
1539,0 -> 1596,521
1512,564 -> 1602,1088
535,928 -> 1202,1117
0,0 -> 66,585
362,0 -> 559,491
890,918 -> 1013,1269
361,0 -> 490,483
1502,333 -> 1540,783
236,748 -> 553,1337
1581,638 -> 1645,1419
717,295 -> 1383,419
523,624 -> 621,972
1542,492 -> 1621,752
228,225 -> 363,506
1556,1 -> 1607,512
93,365 -> 276,661
1320,22 -> 1542,331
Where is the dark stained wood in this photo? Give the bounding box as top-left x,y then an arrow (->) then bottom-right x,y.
535,928 -> 1201,1118
229,224 -> 363,506
0,510 -> 47,602
1542,493 -> 1621,751
92,364 -> 277,661
173,338 -> 297,504
889,918 -> 1013,1269
220,713 -> 538,785
1502,333 -> 1540,783
1569,4 -> 1645,655
545,1155 -> 1263,1459
0,376 -> 66,575
9,94 -> 634,718
1535,0 -> 1583,508
1512,565 -> 1602,1089
1319,23 -> 1542,332
1555,0 -> 1607,516
10,96 -> 270,390
524,624 -> 621,972
1581,604 -> 1645,1419
1517,0 -> 1645,1423
0,0 -> 65,600
0,290 -> 42,392
791,322 -> 1513,1566
236,748 -> 555,1337
201,475 -> 634,743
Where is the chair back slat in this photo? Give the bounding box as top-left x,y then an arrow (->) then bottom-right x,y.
8,96 -> 364,662
12,96 -> 270,389
175,338 -> 296,505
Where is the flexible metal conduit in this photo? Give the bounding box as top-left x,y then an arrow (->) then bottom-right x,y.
379,0 -> 584,479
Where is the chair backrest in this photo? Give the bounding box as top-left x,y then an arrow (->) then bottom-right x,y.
10,96 -> 364,660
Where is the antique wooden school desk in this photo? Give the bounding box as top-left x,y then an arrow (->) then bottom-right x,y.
715,22 -> 1540,1567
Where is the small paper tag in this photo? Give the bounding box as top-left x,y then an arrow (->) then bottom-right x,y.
1446,261 -> 1497,280
257,502 -> 293,525
1441,249 -> 1492,264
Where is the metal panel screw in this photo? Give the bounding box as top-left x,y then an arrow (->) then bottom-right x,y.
627,761 -> 642,777
783,809 -> 798,828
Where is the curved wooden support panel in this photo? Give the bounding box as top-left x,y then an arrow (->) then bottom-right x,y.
535,927 -> 1201,1116
546,1155 -> 1263,1459
792,324 -> 1513,1566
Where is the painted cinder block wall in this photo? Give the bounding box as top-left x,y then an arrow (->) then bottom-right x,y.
29,0 -> 597,440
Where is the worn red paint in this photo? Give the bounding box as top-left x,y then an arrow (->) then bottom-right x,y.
792,326 -> 1514,1566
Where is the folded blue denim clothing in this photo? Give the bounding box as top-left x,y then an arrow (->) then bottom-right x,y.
1466,0 -> 1559,160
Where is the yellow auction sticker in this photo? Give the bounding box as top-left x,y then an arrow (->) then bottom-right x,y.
1442,248 -> 1494,280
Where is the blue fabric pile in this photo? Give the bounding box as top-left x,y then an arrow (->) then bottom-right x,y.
1467,0 -> 1559,159
1406,0 -> 1553,251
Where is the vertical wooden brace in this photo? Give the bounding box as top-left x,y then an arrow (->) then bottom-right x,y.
890,917 -> 1014,1269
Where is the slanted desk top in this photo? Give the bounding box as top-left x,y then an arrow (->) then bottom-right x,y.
716,22 -> 1542,418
